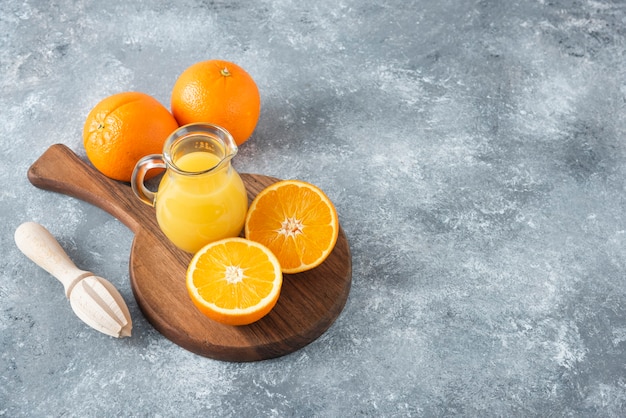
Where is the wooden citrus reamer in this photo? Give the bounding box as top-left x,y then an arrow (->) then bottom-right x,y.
14,221 -> 132,338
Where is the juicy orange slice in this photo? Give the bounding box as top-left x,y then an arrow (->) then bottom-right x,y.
244,180 -> 339,274
186,238 -> 283,326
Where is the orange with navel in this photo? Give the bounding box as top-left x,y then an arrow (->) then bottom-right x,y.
170,60 -> 261,146
83,92 -> 178,182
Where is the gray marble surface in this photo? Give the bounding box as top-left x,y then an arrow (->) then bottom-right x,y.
2,0 -> 626,416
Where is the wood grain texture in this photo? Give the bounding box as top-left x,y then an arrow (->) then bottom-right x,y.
27,144 -> 352,361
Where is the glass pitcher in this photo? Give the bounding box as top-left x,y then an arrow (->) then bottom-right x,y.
131,123 -> 248,254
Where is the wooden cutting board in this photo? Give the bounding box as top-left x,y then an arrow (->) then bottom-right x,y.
27,144 -> 352,362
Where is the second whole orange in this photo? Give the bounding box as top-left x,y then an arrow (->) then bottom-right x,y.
83,92 -> 179,182
170,60 -> 261,146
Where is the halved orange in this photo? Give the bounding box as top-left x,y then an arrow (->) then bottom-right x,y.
186,237 -> 283,326
244,180 -> 339,274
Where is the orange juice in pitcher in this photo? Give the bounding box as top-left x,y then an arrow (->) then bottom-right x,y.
132,123 -> 248,254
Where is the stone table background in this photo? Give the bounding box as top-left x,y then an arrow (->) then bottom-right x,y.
2,0 -> 626,416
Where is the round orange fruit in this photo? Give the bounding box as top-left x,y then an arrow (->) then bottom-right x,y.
83,91 -> 179,182
170,60 -> 261,146
244,180 -> 339,274
186,237 -> 283,326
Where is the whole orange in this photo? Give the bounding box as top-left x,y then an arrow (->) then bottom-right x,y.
170,60 -> 260,146
83,92 -> 179,182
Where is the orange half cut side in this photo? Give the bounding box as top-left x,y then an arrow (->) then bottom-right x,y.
244,180 -> 339,274
186,238 -> 283,326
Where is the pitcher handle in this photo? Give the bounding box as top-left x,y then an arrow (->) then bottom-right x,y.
131,154 -> 165,207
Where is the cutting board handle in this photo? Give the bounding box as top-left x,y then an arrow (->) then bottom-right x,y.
27,144 -> 157,234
